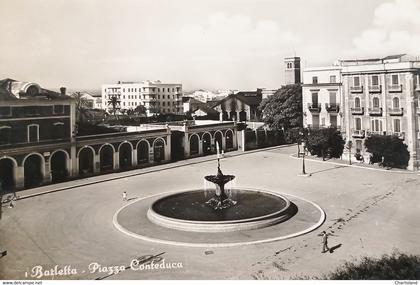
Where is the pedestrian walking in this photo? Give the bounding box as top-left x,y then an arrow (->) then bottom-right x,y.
321,231 -> 329,253
122,191 -> 128,202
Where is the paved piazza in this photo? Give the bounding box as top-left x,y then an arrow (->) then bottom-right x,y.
1,145 -> 420,280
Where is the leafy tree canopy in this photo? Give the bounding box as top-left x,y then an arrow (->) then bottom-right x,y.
365,135 -> 410,168
259,84 -> 303,131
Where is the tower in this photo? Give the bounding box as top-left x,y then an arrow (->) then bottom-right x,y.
284,57 -> 301,85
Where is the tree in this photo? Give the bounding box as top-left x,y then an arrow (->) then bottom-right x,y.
71,92 -> 90,123
365,135 -> 410,168
259,84 -> 302,142
134,104 -> 147,116
107,95 -> 121,117
306,127 -> 345,159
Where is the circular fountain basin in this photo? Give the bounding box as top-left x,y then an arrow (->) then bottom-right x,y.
147,188 -> 293,232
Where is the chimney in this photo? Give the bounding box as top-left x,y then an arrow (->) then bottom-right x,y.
60,87 -> 66,95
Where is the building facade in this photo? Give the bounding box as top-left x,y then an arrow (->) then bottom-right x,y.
285,57 -> 301,85
101,80 -> 182,116
302,54 -> 420,170
302,66 -> 343,129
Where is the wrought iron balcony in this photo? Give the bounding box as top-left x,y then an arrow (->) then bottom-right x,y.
351,107 -> 364,115
366,130 -> 386,137
391,132 -> 405,140
368,107 -> 383,116
388,108 -> 404,116
368,85 -> 382,93
352,129 -> 365,138
307,103 -> 321,112
350,86 -> 364,93
388,84 -> 402,92
325,103 -> 340,113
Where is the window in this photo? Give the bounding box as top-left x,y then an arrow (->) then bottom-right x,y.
0,106 -> 12,117
330,75 -> 336,83
162,102 -> 166,106
354,76 -> 360,87
356,140 -> 363,152
53,105 -> 64,114
355,118 -> 362,130
394,119 -> 401,132
371,75 -> 379,86
393,97 -> 400,108
28,124 -> 39,142
355,97 -> 361,108
312,115 -> 320,127
372,97 -> 380,108
391,74 -> 399,85
0,126 -> 11,145
53,122 -> 65,140
329,92 -> 337,104
167,88 -> 170,92
158,88 -> 160,92
371,119 -> 382,132
330,115 -> 337,127
311,92 -> 318,104
321,118 -> 325,126
312,77 -> 318,84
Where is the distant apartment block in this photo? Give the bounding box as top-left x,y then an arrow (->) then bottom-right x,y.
303,54 -> 420,170
101,80 -> 182,116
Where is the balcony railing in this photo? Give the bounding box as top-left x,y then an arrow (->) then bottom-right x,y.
350,86 -> 364,93
325,103 -> 340,113
391,132 -> 405,140
388,108 -> 404,116
351,107 -> 364,115
368,85 -> 382,93
388,84 -> 402,92
352,129 -> 365,138
368,107 -> 383,116
307,103 -> 321,112
366,130 -> 386,137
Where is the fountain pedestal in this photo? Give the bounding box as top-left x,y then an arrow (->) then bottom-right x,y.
204,162 -> 236,210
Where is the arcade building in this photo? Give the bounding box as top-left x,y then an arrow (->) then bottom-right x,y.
0,79 -> 238,193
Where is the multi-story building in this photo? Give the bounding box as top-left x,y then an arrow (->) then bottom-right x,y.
302,66 -> 343,129
101,80 -> 182,116
303,54 -> 420,170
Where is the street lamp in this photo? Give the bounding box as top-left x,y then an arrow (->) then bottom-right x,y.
298,130 -> 310,177
347,140 -> 353,165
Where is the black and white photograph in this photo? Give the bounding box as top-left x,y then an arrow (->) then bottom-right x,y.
1,0 -> 420,283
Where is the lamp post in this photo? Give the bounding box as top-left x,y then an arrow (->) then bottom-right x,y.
347,140 -> 353,165
298,130 -> 310,176
301,140 -> 307,175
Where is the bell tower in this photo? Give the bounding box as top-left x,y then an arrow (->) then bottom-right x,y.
284,57 -> 301,85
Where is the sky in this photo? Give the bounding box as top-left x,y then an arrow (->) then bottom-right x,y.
1,0 -> 419,91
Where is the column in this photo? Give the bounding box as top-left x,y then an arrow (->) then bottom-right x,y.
15,166 -> 25,190
198,138 -> 203,156
43,155 -> 51,184
132,149 -> 138,167
70,145 -> 77,177
165,133 -> 171,161
113,151 -> 119,170
94,153 -> 100,174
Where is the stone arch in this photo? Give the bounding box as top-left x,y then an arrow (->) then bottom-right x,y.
22,153 -> 45,188
118,141 -> 133,170
0,156 -> 17,191
225,129 -> 234,150
136,139 -> 150,165
189,133 -> 200,156
99,143 -> 115,172
214,130 -> 224,151
202,132 -> 212,155
78,146 -> 94,176
153,137 -> 165,163
50,149 -> 69,183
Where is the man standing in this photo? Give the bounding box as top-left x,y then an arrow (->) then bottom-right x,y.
122,191 -> 127,202
321,231 -> 330,253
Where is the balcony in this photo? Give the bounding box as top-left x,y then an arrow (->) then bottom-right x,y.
391,132 -> 405,140
388,108 -> 404,116
368,107 -> 383,116
352,129 -> 365,138
350,86 -> 364,93
307,103 -> 321,113
351,107 -> 364,115
416,84 -> 420,92
325,103 -> 340,113
368,85 -> 382,93
388,84 -> 402,93
366,130 -> 385,137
